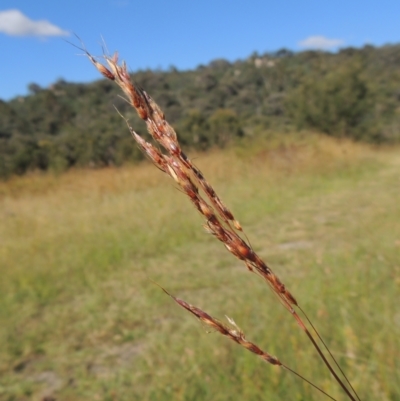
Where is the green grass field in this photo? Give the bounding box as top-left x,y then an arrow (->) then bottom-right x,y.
0,135 -> 399,401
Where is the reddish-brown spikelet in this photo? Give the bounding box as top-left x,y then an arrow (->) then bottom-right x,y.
168,292 -> 282,366
85,51 -> 115,81
176,151 -> 241,230
284,289 -> 298,306
205,218 -> 229,243
130,129 -> 168,172
166,159 -> 198,197
197,199 -> 214,220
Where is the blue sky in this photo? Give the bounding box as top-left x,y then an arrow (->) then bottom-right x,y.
1,0 -> 400,101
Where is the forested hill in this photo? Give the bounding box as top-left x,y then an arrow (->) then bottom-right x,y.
1,44 -> 400,177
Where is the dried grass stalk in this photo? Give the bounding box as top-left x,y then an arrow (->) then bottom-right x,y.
80,44 -> 360,401
157,284 -> 338,401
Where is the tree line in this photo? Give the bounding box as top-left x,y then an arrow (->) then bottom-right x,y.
1,44 -> 400,177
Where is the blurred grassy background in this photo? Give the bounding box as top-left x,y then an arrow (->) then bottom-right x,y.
0,134 -> 399,401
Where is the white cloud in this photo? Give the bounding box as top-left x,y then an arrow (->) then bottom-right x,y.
0,9 -> 69,37
298,35 -> 344,50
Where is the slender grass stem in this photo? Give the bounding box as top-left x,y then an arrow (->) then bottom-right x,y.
82,43 -> 362,401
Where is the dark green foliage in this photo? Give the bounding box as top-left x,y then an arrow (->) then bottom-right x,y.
177,108 -> 243,149
208,108 -> 244,147
177,109 -> 211,148
286,59 -> 376,139
1,44 -> 400,177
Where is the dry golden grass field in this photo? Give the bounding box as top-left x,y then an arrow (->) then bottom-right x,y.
0,134 -> 399,401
